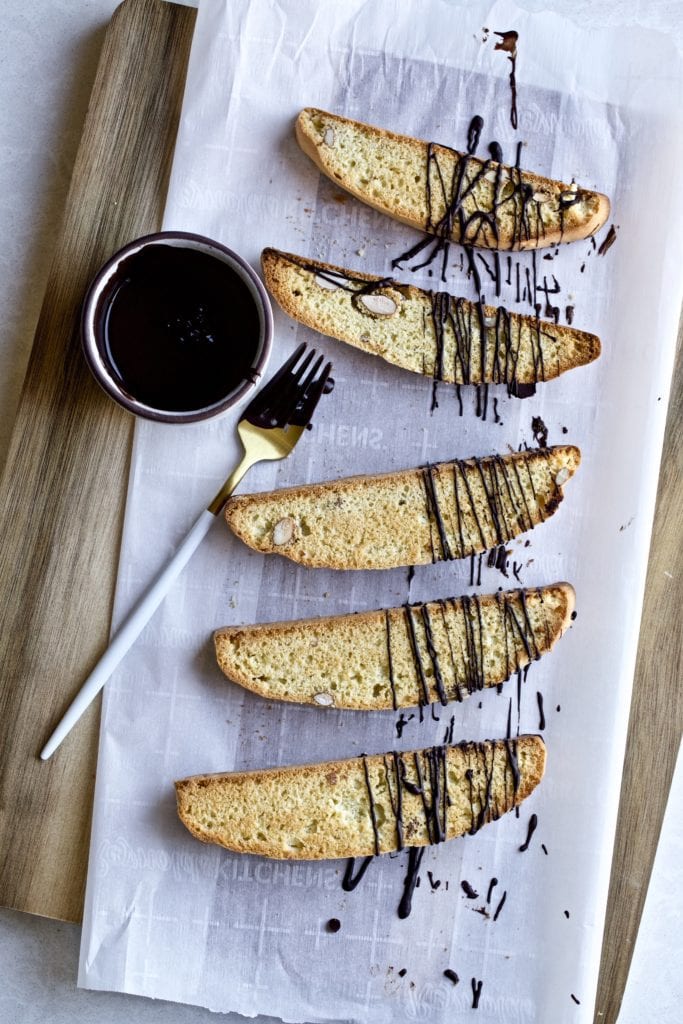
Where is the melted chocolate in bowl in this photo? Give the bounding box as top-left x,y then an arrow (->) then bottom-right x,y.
97,243 -> 260,413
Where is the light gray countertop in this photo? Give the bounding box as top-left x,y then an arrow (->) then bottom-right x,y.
1,2 -> 680,1022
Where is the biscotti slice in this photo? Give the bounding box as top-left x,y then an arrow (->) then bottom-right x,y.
215,583 -> 574,711
262,248 -> 600,387
296,108 -> 609,251
225,446 -> 580,570
175,736 -> 545,859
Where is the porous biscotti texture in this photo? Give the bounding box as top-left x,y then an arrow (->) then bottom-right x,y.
261,248 -> 601,385
295,108 -> 610,251
214,583 -> 574,710
175,736 -> 545,859
224,446 -> 580,570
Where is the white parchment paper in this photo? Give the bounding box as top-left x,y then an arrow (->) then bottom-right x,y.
79,1 -> 683,1020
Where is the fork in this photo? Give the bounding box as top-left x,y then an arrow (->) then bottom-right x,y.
40,343 -> 332,760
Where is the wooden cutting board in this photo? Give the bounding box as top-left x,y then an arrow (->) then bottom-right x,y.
0,1 -> 679,1021
0,0 -> 196,923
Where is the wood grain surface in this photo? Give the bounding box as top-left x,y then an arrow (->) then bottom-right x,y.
594,328 -> 683,1023
0,1 -> 679,1020
0,0 -> 195,923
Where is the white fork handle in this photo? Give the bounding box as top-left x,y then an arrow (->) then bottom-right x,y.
39,509 -> 216,761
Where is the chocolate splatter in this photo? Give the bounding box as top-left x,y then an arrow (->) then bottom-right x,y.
519,812 -> 538,852
461,880 -> 479,899
492,890 -> 507,921
597,225 -> 617,256
531,415 -> 548,448
536,691 -> 545,730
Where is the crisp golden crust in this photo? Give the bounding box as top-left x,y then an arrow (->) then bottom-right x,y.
224,447 -> 581,570
214,583 -> 575,710
175,736 -> 546,859
296,108 -> 610,251
261,247 -> 601,384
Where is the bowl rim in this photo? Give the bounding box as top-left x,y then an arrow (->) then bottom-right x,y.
81,230 -> 274,424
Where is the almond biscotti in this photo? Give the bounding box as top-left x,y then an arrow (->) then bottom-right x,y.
175,736 -> 545,859
296,108 -> 609,251
262,248 -> 600,388
225,446 -> 580,570
215,583 -> 574,710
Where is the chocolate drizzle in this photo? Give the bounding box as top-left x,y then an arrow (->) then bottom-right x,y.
467,115 -> 484,154
492,890 -> 507,921
345,741 -> 524,918
342,856 -> 373,892
424,288 -> 551,394
383,586 -> 548,711
536,691 -> 546,730
494,31 -> 519,129
283,252 -> 562,397
531,415 -> 549,448
416,449 -> 561,567
391,115 -> 550,283
519,812 -> 538,852
597,224 -> 617,256
398,847 -> 425,919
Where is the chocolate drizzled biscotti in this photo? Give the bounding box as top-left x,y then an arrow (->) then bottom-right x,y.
225,446 -> 580,570
262,249 -> 600,389
175,736 -> 545,859
215,583 -> 574,710
296,108 -> 609,251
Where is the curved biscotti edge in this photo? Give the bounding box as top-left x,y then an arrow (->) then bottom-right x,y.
261,247 -> 602,379
174,734 -> 546,859
224,447 -> 581,569
295,108 -> 610,249
224,464 -> 436,569
213,581 -> 576,710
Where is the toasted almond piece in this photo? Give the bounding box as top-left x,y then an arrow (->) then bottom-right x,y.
358,293 -> 398,316
272,517 -> 297,545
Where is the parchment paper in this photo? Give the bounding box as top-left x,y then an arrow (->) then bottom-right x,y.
78,1 -> 683,1020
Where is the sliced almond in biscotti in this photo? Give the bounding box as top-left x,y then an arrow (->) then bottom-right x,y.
214,583 -> 574,710
224,446 -> 580,570
295,108 -> 609,251
175,735 -> 545,859
262,248 -> 601,386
